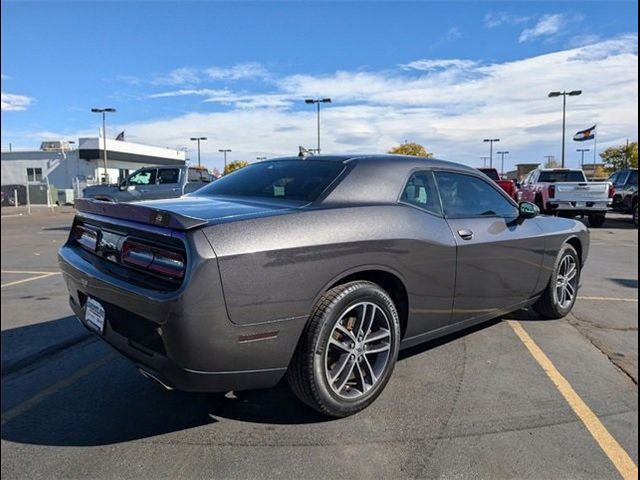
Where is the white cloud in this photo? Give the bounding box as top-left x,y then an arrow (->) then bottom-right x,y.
484,11 -> 530,29
519,13 -> 573,43
1,92 -> 34,111
204,62 -> 269,81
400,59 -> 478,71
11,35 -> 638,172
151,67 -> 200,86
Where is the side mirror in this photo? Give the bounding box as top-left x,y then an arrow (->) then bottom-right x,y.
118,180 -> 127,191
515,181 -> 522,189
519,201 -> 539,219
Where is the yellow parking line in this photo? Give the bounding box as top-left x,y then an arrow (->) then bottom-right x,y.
1,353 -> 116,426
1,273 -> 59,289
508,320 -> 638,480
2,270 -> 61,275
578,296 -> 638,303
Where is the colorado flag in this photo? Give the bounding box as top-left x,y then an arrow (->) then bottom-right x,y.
573,125 -> 596,141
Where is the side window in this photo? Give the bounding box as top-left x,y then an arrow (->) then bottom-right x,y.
627,170 -> 637,186
435,171 -> 518,219
188,168 -> 202,182
158,168 -> 180,184
400,171 -> 442,216
128,169 -> 157,186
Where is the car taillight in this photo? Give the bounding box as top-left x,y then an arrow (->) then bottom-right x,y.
73,224 -> 98,251
548,185 -> 555,199
608,184 -> 616,198
122,240 -> 185,279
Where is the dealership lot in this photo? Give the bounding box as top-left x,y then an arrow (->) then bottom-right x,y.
1,209 -> 637,479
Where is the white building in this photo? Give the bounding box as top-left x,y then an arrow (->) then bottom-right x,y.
1,138 -> 187,190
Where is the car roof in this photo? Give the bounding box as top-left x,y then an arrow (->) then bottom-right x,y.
260,154 -> 480,205
266,154 -> 476,173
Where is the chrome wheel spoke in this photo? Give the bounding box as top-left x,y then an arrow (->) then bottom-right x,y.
331,354 -> 352,383
361,354 -> 377,384
334,356 -> 356,392
354,361 -> 367,393
364,342 -> 390,355
329,337 -> 352,353
335,324 -> 356,343
364,328 -> 390,344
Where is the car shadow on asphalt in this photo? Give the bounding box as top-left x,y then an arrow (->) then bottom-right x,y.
0,308 -> 543,446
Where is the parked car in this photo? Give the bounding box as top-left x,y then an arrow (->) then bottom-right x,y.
59,155 -> 589,417
477,168 -> 517,199
0,184 -> 27,206
83,166 -> 214,202
516,168 -> 614,227
608,168 -> 638,226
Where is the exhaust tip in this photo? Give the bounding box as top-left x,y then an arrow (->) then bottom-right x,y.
137,367 -> 174,391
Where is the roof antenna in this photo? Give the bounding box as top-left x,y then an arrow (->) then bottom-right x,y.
298,146 -> 312,159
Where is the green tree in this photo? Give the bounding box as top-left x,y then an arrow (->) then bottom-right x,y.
599,141 -> 638,171
223,160 -> 249,175
389,142 -> 434,158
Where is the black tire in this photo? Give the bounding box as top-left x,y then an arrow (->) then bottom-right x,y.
535,196 -> 545,215
633,204 -> 638,227
287,281 -> 401,418
532,244 -> 581,319
588,213 -> 606,228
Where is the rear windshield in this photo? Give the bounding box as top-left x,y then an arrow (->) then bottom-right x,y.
478,169 -> 500,181
538,171 -> 586,182
196,160 -> 345,202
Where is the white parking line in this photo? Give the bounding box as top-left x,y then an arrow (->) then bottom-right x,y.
2,270 -> 61,275
1,272 -> 60,288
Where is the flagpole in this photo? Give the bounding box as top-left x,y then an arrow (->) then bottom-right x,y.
592,124 -> 597,178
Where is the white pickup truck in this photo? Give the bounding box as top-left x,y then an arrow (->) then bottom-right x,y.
516,168 -> 614,227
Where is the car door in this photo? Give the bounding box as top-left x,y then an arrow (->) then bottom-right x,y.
398,170 -> 457,338
152,168 -> 183,199
435,170 -> 545,324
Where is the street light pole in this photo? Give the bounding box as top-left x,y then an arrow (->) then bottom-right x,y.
480,156 -> 490,168
483,138 -> 500,168
91,108 -> 116,183
190,137 -> 207,167
219,149 -> 232,172
576,148 -> 590,170
548,90 -> 582,168
304,98 -> 331,154
497,151 -> 509,177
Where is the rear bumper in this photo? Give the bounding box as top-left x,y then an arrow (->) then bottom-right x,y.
547,200 -> 611,212
58,230 -> 305,392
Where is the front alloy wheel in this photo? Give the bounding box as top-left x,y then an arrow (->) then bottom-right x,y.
533,243 -> 581,319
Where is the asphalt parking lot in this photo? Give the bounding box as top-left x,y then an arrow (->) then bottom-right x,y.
1,207 -> 637,479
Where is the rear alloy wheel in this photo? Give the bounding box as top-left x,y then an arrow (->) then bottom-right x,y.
588,213 -> 606,228
533,244 -> 581,319
287,281 -> 400,418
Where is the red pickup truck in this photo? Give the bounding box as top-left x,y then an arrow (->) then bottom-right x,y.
477,168 -> 517,199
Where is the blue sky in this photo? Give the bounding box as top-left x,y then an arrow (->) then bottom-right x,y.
1,1 -> 638,172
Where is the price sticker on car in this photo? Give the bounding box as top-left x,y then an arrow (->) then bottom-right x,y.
85,297 -> 106,334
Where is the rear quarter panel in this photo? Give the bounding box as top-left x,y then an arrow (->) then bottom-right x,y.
202,205 -> 457,334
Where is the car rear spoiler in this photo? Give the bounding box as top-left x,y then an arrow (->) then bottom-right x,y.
75,198 -> 208,231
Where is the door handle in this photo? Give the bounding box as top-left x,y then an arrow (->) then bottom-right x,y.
458,229 -> 474,240
138,188 -> 148,193
171,188 -> 181,192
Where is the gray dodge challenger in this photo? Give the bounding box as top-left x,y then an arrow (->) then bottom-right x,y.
59,154 -> 589,417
